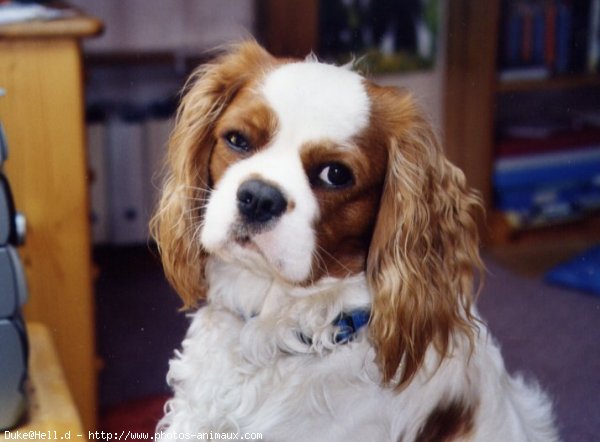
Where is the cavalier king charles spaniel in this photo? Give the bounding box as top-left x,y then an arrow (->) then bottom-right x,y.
151,41 -> 558,441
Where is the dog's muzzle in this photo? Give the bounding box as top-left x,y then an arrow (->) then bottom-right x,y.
236,179 -> 287,225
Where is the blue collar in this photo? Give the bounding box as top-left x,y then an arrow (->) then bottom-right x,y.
333,310 -> 371,344
299,309 -> 371,346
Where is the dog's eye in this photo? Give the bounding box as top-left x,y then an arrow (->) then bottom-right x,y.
317,163 -> 354,188
224,131 -> 250,152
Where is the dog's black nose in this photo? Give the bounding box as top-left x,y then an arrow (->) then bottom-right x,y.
236,179 -> 287,224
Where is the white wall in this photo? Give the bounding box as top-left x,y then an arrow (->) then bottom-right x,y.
375,68 -> 445,135
71,0 -> 255,55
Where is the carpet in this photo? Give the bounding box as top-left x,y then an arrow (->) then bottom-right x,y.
101,395 -> 168,435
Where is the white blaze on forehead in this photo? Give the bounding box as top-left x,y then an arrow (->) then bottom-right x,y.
201,60 -> 371,283
261,61 -> 370,142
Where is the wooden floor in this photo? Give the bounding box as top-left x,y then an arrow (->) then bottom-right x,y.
487,238 -> 597,276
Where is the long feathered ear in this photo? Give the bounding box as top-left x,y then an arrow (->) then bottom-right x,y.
150,41 -> 274,308
366,86 -> 483,387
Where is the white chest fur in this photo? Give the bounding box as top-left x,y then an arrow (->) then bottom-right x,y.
157,259 -> 558,442
158,258 -> 394,440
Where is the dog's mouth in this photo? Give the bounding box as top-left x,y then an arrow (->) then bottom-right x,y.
203,204 -> 315,284
223,224 -> 311,285
231,217 -> 277,238
229,218 -> 278,251
228,224 -> 271,261
236,235 -> 251,245
234,234 -> 258,252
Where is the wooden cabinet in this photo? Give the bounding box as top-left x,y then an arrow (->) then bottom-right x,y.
1,324 -> 85,439
0,13 -> 102,431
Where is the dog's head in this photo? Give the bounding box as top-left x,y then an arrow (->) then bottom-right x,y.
152,41 -> 483,387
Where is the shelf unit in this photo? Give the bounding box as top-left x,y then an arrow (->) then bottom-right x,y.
497,73 -> 600,93
445,0 -> 600,246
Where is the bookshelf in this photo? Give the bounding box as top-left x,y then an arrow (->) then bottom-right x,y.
498,73 -> 600,92
445,0 -> 600,245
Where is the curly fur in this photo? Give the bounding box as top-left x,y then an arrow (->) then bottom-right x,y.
365,86 -> 484,387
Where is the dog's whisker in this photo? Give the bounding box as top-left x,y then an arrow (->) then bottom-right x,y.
315,244 -> 354,275
181,183 -> 211,192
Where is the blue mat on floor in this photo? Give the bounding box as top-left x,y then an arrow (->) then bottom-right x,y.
546,245 -> 600,296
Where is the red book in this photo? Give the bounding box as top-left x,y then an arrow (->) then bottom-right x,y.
496,128 -> 600,158
545,2 -> 557,67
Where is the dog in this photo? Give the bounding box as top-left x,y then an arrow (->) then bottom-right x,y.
151,41 -> 559,441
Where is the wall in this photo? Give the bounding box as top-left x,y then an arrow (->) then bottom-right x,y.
373,0 -> 447,135
70,0 -> 255,55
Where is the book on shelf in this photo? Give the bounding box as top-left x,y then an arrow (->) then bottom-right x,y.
493,127 -> 600,225
494,144 -> 600,188
498,66 -> 550,82
495,177 -> 600,210
498,0 -> 599,82
496,170 -> 600,228
502,202 -> 598,229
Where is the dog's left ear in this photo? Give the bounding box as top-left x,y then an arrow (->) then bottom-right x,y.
366,86 -> 483,388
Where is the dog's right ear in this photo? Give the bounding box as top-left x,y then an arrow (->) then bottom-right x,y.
151,41 -> 274,308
